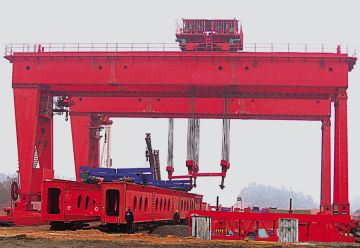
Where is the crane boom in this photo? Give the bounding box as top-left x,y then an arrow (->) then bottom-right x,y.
145,133 -> 161,180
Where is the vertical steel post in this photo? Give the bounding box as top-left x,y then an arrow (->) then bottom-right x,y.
166,118 -> 175,179
320,118 -> 331,214
88,116 -> 101,168
71,114 -> 100,181
167,118 -> 174,169
333,90 -> 350,214
36,115 -> 53,171
13,86 -> 41,207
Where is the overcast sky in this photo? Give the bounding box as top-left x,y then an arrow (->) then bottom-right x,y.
0,0 -> 359,209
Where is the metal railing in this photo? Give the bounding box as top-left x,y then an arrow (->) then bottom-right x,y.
245,43 -> 356,56
4,43 -> 357,56
4,43 -> 182,55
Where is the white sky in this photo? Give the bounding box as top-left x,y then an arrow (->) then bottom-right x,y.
0,0 -> 359,209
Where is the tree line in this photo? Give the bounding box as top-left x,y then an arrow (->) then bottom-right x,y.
238,182 -> 318,210
0,176 -> 11,204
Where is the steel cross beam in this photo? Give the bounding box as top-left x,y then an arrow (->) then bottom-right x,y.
69,97 -> 331,120
6,50 -> 356,214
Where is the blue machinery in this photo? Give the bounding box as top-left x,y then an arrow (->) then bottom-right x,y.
80,166 -> 191,191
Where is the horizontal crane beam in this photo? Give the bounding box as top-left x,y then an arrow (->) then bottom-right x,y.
69,97 -> 331,121
8,51 -> 353,90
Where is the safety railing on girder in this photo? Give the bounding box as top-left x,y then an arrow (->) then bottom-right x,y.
4,43 -> 356,56
4,43 -> 182,55
245,43 -> 356,56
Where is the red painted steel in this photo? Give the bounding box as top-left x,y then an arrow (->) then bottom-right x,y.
333,90 -> 350,214
189,210 -> 355,243
3,27 -> 357,228
13,87 -> 55,209
69,97 -> 331,120
320,118 -> 331,214
41,180 -> 203,225
71,115 -> 102,181
0,204 -> 48,226
101,182 -> 202,224
6,52 -> 353,88
41,180 -> 102,222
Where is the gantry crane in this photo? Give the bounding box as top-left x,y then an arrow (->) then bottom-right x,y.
1,19 -> 357,240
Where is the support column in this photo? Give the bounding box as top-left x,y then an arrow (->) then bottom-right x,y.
36,116 -> 53,171
71,114 -> 101,181
30,95 -> 55,200
320,118 -> 331,214
88,115 -> 101,168
13,86 -> 40,207
166,118 -> 174,179
333,90 -> 350,215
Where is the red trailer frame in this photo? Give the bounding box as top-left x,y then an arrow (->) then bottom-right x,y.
188,210 -> 355,243
41,180 -> 102,223
41,179 -> 203,228
101,181 -> 203,225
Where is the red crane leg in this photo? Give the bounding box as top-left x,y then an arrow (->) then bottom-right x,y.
30,115 -> 55,200
333,91 -> 349,214
36,116 -> 53,170
88,121 -> 101,168
71,114 -> 100,181
320,118 -> 331,214
13,86 -> 40,207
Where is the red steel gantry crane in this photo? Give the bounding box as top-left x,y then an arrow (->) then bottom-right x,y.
2,19 -> 357,227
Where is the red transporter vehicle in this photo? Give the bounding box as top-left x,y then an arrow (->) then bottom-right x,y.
41,179 -> 203,230
101,181 -> 203,230
41,180 -> 102,229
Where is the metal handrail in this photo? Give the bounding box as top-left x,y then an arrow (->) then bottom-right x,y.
4,43 -> 357,56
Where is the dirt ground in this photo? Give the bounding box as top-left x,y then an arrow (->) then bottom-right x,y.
0,223 -> 358,247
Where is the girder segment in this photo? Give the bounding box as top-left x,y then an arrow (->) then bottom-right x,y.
69,97 -> 331,120
43,85 -> 343,99
6,51 -> 354,89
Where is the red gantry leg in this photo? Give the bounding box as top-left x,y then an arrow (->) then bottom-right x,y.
71,114 -> 101,181
333,90 -> 349,215
31,96 -> 55,200
13,86 -> 40,208
320,117 -> 331,214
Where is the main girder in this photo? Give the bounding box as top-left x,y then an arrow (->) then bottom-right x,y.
7,51 -> 354,89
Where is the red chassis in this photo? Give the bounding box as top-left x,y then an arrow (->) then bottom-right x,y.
3,45 -> 357,227
188,210 -> 355,243
41,179 -> 203,228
